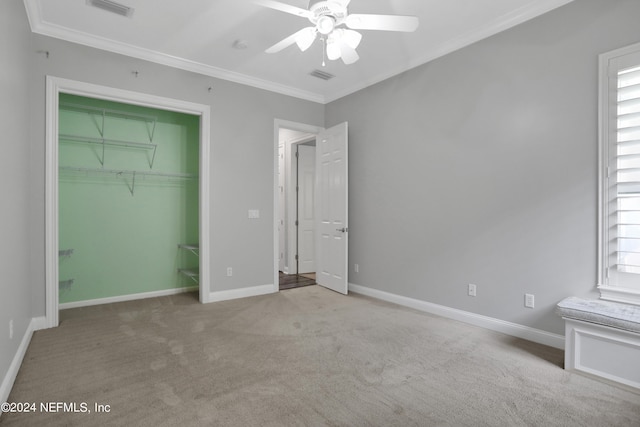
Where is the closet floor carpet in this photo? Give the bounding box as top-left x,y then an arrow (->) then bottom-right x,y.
2,287 -> 639,426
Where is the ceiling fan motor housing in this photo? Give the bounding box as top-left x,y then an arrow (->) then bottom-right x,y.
308,0 -> 347,26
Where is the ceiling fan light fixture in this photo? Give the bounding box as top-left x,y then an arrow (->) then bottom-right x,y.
341,29 -> 362,49
317,15 -> 335,35
326,38 -> 341,61
295,28 -> 317,52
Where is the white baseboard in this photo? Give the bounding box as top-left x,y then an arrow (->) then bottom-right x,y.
0,318 -> 37,408
31,316 -> 48,331
59,286 -> 199,310
349,283 -> 564,349
208,284 -> 275,303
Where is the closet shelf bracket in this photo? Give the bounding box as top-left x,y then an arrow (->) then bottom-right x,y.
178,244 -> 199,257
59,249 -> 74,257
59,102 -> 157,142
59,279 -> 75,291
178,268 -> 199,284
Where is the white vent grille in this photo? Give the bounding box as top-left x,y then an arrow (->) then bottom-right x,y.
309,69 -> 335,80
86,0 -> 134,17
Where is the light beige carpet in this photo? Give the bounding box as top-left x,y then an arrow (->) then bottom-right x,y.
2,286 -> 639,426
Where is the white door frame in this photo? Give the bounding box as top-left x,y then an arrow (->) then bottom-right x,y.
44,76 -> 211,328
273,119 -> 323,291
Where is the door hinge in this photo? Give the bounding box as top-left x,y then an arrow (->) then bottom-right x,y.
295,254 -> 299,261
295,151 -> 299,158
295,220 -> 299,226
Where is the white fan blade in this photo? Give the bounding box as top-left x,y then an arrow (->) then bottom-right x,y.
339,43 -> 359,65
295,27 -> 317,52
345,14 -> 419,32
266,27 -> 314,53
253,0 -> 311,18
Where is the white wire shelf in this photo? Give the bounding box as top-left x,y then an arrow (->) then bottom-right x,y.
178,268 -> 199,284
59,166 -> 197,196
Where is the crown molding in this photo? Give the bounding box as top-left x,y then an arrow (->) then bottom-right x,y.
324,0 -> 576,103
23,0 -> 325,104
24,0 -> 574,105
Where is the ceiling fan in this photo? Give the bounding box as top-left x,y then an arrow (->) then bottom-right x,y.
255,0 -> 419,65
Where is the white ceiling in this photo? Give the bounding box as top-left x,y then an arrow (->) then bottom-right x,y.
24,0 -> 574,104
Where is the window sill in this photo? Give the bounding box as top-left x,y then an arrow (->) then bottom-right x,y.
598,284 -> 640,306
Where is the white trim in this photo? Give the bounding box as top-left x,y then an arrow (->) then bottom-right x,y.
564,317 -> 640,390
31,316 -> 48,331
597,41 -> 640,305
0,318 -> 37,407
45,76 -> 212,328
24,0 -> 573,105
208,284 -> 274,303
24,4 -> 324,104
273,120 -> 324,293
349,283 -> 564,349
598,285 -> 640,306
323,0 -> 576,103
59,286 -> 198,310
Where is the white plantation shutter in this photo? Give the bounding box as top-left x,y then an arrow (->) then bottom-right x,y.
600,44 -> 640,303
615,66 -> 640,274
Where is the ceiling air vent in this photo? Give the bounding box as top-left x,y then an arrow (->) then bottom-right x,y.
86,0 -> 134,18
309,69 -> 335,81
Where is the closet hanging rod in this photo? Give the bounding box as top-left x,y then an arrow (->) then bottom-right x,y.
59,134 -> 157,150
59,166 -> 197,179
59,102 -> 157,124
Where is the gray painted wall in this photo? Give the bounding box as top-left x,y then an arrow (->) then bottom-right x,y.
25,27 -> 323,313
326,0 -> 640,335
0,0 -> 33,391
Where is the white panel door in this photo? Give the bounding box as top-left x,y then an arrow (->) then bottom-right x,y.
298,144 -> 316,273
316,122 -> 348,294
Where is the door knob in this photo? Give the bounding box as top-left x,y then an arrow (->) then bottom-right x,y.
336,227 -> 348,233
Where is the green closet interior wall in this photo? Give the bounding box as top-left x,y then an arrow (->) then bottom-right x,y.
58,93 -> 199,304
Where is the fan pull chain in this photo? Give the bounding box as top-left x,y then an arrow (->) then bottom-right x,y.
321,37 -> 326,67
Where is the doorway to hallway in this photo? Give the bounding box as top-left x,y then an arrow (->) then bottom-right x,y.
277,124 -> 318,290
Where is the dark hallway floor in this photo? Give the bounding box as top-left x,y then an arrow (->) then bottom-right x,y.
279,272 -> 316,290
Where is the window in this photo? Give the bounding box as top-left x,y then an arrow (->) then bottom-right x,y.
599,42 -> 640,305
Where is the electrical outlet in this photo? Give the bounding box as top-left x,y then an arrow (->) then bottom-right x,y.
226,267 -> 233,277
468,284 -> 477,297
354,264 -> 359,273
9,319 -> 14,340
525,293 -> 535,308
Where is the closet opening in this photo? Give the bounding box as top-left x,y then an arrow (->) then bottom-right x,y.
57,94 -> 200,308
45,77 -> 211,329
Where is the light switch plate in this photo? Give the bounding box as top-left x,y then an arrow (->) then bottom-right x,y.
248,209 -> 260,219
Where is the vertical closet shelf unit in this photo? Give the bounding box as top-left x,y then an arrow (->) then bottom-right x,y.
58,249 -> 75,291
59,102 -> 159,169
178,244 -> 199,284
58,102 -> 197,195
